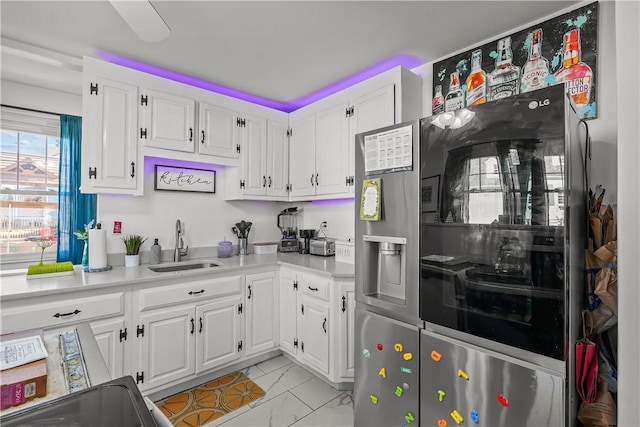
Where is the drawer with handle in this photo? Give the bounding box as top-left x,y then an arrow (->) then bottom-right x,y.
301,274 -> 330,301
1,291 -> 125,333
138,275 -> 242,311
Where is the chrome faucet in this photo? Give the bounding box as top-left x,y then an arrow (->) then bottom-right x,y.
174,219 -> 189,262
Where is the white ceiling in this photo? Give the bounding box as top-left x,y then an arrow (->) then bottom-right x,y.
1,1 -> 580,109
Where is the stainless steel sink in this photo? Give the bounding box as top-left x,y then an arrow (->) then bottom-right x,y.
148,262 -> 219,273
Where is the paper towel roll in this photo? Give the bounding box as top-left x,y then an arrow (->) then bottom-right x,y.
88,229 -> 108,269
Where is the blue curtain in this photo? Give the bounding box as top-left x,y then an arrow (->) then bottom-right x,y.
57,115 -> 97,264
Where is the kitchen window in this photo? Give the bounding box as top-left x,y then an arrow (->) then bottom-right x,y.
1,106 -> 60,264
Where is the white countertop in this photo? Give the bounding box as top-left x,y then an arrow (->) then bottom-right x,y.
0,253 -> 354,301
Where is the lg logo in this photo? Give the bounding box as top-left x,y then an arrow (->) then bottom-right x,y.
528,98 -> 551,109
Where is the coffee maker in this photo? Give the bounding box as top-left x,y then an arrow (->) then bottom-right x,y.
277,207 -> 299,252
298,229 -> 316,254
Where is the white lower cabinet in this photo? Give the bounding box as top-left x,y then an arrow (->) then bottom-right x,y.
196,296 -> 243,372
279,267 -> 354,385
90,317 -> 127,379
300,294 -> 330,375
138,305 -> 195,390
336,281 -> 355,380
132,275 -> 243,392
245,271 -> 278,357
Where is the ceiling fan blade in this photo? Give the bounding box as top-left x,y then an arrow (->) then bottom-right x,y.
108,0 -> 170,42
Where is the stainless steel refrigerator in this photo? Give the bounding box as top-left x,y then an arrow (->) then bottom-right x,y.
419,85 -> 586,426
354,120 -> 422,426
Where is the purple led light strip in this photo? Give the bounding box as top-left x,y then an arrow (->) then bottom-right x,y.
97,51 -> 423,113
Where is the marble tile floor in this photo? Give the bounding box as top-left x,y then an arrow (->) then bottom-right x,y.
206,355 -> 354,427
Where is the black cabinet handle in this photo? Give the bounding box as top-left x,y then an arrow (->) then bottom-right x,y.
310,175 -> 314,186
201,130 -> 205,144
308,286 -> 318,292
248,285 -> 252,299
130,162 -> 135,178
189,128 -> 193,142
322,317 -> 327,334
263,176 -> 266,187
268,176 -> 272,188
315,173 -> 319,186
53,309 -> 81,318
188,289 -> 205,295
341,296 -> 346,312
199,317 -> 203,333
190,318 -> 195,334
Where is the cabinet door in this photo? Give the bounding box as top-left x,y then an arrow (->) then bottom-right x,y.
138,306 -> 195,391
245,271 -> 278,357
279,269 -> 298,356
289,113 -> 316,197
139,89 -> 195,152
315,101 -> 350,196
196,296 -> 242,373
240,114 -> 268,196
198,102 -> 239,159
300,296 -> 330,375
91,317 -> 126,379
337,282 -> 355,379
266,119 -> 289,198
347,85 -> 395,190
82,76 -> 139,193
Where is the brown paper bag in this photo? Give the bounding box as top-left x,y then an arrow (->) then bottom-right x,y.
577,382 -> 616,427
594,268 -> 617,316
594,241 -> 617,265
600,205 -> 616,244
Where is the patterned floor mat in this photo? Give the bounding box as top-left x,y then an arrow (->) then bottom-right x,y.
155,371 -> 266,426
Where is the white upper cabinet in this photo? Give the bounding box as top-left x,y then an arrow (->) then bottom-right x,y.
197,102 -> 240,159
266,119 -> 290,198
139,89 -> 196,152
225,115 -> 289,200
315,101 -> 350,196
81,58 -> 421,198
288,112 -> 316,198
81,73 -> 141,195
346,85 -> 395,193
288,66 -> 422,201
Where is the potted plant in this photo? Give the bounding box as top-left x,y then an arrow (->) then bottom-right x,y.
121,234 -> 147,267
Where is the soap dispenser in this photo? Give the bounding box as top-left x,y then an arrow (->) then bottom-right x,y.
150,238 -> 162,265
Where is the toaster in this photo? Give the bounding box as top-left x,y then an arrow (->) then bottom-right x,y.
309,238 -> 336,256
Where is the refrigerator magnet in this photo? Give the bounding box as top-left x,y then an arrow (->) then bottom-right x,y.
360,178 -> 381,221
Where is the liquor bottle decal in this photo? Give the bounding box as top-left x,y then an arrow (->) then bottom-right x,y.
466,49 -> 487,106
554,28 -> 593,109
432,85 -> 445,115
445,71 -> 464,112
488,36 -> 521,101
521,28 -> 550,93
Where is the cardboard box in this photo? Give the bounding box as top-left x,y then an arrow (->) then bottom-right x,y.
1,330 -> 48,410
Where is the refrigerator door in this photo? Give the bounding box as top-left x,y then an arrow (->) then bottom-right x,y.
421,330 -> 564,427
355,120 -> 421,325
355,308 -> 419,427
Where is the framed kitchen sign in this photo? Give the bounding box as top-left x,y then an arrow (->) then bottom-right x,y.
432,2 -> 599,120
154,165 -> 216,193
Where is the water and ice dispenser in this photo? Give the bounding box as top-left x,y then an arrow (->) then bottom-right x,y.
362,235 -> 407,302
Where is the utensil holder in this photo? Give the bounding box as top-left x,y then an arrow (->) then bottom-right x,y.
238,238 -> 247,256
